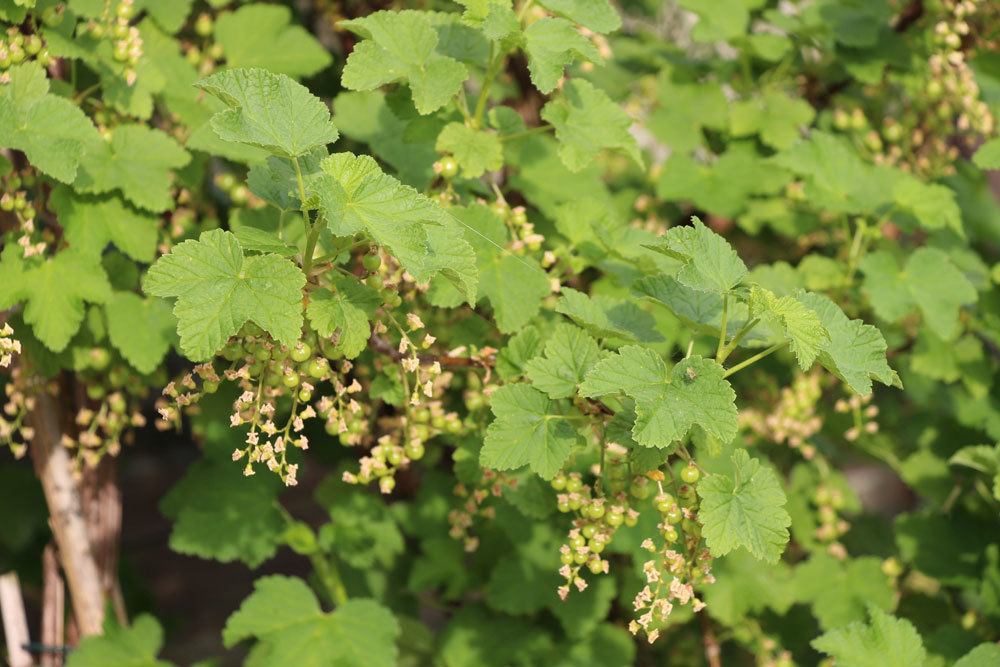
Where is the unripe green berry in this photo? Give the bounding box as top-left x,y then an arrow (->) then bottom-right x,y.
680,464 -> 700,484
290,341 -> 311,363
438,156 -> 458,179
404,440 -> 425,460
306,358 -> 329,379
195,13 -> 214,37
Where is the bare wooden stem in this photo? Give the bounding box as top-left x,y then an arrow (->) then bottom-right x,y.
29,390 -> 105,636
0,572 -> 33,667
41,545 -> 65,667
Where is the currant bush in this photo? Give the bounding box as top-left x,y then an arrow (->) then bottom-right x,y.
1,0 -> 999,666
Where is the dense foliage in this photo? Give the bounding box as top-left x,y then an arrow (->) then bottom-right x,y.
1,0 -> 1000,665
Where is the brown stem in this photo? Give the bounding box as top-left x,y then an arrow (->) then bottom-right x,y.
894,1 -> 924,33
29,390 -> 106,636
41,544 -> 66,667
700,613 -> 722,667
79,457 -> 125,625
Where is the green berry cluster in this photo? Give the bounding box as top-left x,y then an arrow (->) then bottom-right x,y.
553,469 -> 639,598
183,13 -> 224,77
0,27 -> 50,70
629,465 -> 713,642
742,371 -> 824,458
213,172 -> 252,208
811,484 -> 851,559
834,392 -> 879,442
830,0 -> 994,177
83,0 -> 143,85
448,469 -> 513,552
0,169 -> 46,257
0,364 -> 34,460
56,344 -> 157,472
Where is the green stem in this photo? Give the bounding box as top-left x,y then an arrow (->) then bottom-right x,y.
73,83 -> 102,105
292,156 -> 323,277
277,504 -> 348,606
310,551 -> 349,607
472,43 -> 504,128
722,341 -> 788,379
843,219 -> 867,286
717,317 -> 760,364
715,294 -> 729,363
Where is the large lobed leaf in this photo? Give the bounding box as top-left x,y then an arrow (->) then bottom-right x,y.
697,449 -> 791,563
143,229 -> 305,361
224,576 -> 399,667
196,68 -> 339,158
313,152 -> 478,303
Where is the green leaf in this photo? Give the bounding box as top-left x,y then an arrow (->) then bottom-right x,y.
74,125 -> 190,213
215,4 -> 332,78
136,0 -> 193,33
497,325 -> 545,379
795,291 -> 898,395
523,323 -> 600,398
481,2 -> 520,40
748,285 -> 829,369
246,148 -> 326,213
48,186 -> 159,263
677,0 -> 750,42
771,131 -> 887,214
537,0 -> 620,33
0,247 -> 112,352
540,79 -> 642,172
313,152 -> 478,303
143,229 -> 305,361
435,122 -> 503,177
647,78 -> 728,153
555,288 -> 662,342
955,643 -> 1000,667
582,350 -> 738,448
305,275 -> 381,359
224,576 -> 399,667
480,383 -> 584,479
233,226 -> 298,257
105,292 -> 175,374
729,88 -> 814,150
647,217 -> 748,293
634,274 -> 754,338
65,615 -> 172,667
793,554 -> 895,630
340,10 -> 468,115
973,137 -> 1000,169
657,145 -> 788,218
523,18 -> 601,94
703,552 -> 795,625
332,90 -> 439,188
317,482 -> 405,569
698,449 -> 791,563
0,62 -> 99,183
195,68 -> 339,158
891,175 -> 963,235
160,460 -> 285,567
812,605 -> 926,667
446,205 -> 550,333
579,344 -> 666,400
860,248 -> 977,341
